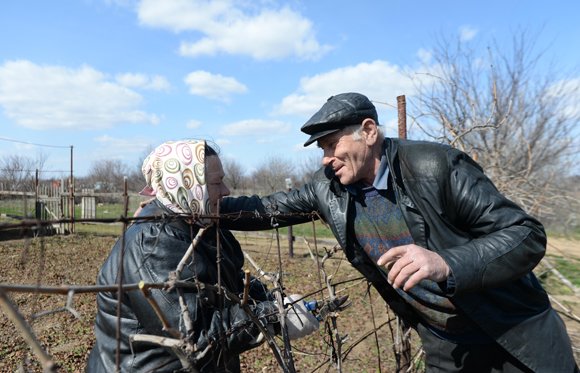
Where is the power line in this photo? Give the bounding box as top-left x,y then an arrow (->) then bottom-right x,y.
0,168 -> 71,173
0,136 -> 71,149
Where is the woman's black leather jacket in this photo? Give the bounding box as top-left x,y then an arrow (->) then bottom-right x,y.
221,137 -> 576,372
86,200 -> 274,372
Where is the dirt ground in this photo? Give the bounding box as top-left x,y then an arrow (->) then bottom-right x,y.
0,232 -> 578,372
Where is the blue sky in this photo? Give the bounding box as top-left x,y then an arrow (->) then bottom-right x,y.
0,0 -> 579,178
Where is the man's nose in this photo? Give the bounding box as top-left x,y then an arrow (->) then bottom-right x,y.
322,149 -> 333,166
221,184 -> 231,197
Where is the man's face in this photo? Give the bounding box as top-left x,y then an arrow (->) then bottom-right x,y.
206,155 -> 230,213
317,124 -> 376,185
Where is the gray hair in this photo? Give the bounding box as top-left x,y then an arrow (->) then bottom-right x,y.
343,123 -> 384,141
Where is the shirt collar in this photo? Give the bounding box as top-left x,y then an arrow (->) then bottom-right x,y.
373,152 -> 390,190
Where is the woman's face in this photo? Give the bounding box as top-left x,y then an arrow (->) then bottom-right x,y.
205,155 -> 230,213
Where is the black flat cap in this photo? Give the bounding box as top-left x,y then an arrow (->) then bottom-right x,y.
301,92 -> 377,146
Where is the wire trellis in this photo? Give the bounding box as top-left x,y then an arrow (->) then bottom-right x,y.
1,206 -> 579,371
0,205 -> 426,373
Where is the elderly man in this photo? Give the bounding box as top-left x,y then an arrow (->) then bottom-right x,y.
222,93 -> 578,372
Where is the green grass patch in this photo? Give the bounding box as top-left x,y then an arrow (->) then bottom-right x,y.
75,201 -> 142,220
75,222 -> 126,236
537,255 -> 580,294
0,199 -> 35,218
551,256 -> 580,287
545,226 -> 580,241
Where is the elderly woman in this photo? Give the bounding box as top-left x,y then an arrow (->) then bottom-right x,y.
86,139 -> 317,372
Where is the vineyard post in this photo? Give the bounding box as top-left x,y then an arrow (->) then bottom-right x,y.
69,145 -> 75,233
285,177 -> 294,258
395,94 -> 412,372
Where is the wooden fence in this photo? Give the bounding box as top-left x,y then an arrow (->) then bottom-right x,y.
0,181 -> 138,236
0,182 -> 74,234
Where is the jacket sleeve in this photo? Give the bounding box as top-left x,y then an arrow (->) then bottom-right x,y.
431,148 -> 547,294
220,176 -> 324,231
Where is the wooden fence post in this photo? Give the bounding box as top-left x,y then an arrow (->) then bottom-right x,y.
395,94 -> 412,372
81,189 -> 96,219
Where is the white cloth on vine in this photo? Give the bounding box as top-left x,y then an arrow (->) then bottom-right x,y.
284,294 -> 320,340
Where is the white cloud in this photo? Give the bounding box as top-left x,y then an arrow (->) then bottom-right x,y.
184,70 -> 247,101
416,48 -> 432,65
275,60 -> 419,117
220,119 -> 290,137
116,73 -> 171,91
92,135 -> 153,161
0,60 -> 160,130
215,138 -> 231,146
186,119 -> 202,129
256,137 -> 277,144
459,25 -> 478,42
104,0 -> 134,7
294,142 -> 316,151
548,77 -> 580,119
137,0 -> 331,60
137,0 -> 229,32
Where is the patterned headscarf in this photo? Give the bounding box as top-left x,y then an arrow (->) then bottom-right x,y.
140,139 -> 209,216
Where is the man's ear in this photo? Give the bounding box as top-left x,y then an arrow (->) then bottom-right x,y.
361,119 -> 378,145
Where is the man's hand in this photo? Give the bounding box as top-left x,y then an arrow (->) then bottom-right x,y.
376,244 -> 450,291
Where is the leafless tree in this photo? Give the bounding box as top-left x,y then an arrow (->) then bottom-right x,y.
251,156 -> 296,193
85,159 -> 131,194
125,145 -> 156,193
222,157 -> 247,191
410,30 -> 580,227
0,153 -> 48,192
297,153 -> 322,185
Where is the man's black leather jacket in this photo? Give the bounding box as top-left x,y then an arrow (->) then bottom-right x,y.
86,200 -> 274,372
221,138 -> 576,372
